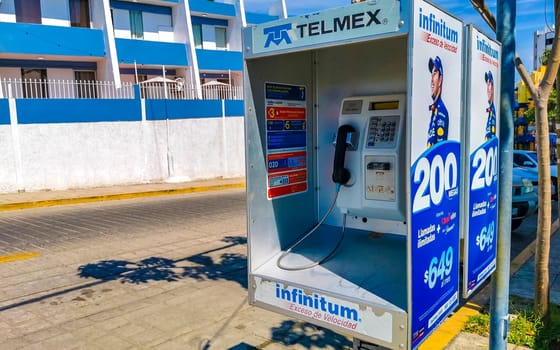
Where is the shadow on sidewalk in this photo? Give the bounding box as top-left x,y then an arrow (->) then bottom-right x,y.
0,236 -> 247,313
269,320 -> 352,349
79,235 -> 353,350
77,236 -> 248,288
3,235 -> 353,349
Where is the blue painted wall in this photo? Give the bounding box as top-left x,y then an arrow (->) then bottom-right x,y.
191,16 -> 228,26
246,12 -> 278,24
146,99 -> 221,120
116,39 -> 188,66
146,99 -> 243,120
16,99 -> 142,124
196,49 -> 242,70
0,22 -> 105,57
110,0 -> 172,15
0,59 -> 96,70
0,99 -> 10,125
189,0 -> 236,17
225,100 -> 244,116
12,98 -> 243,124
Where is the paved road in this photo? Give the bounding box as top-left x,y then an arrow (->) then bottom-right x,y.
0,188 -> 547,349
0,189 -> 356,350
0,189 -> 246,255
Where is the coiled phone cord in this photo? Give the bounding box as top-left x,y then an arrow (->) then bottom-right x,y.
276,184 -> 347,271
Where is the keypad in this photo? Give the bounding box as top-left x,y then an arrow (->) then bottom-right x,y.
366,116 -> 399,148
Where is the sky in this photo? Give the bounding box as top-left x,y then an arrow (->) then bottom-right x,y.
242,0 -> 555,73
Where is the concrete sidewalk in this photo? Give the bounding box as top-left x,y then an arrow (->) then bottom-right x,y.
0,178 -> 554,349
0,177 -> 246,211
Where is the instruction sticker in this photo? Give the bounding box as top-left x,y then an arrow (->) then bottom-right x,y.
265,83 -> 308,199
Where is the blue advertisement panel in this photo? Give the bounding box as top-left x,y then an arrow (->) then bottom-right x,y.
409,1 -> 463,347
463,26 -> 501,297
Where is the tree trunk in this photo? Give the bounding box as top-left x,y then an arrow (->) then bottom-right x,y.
534,96 -> 552,319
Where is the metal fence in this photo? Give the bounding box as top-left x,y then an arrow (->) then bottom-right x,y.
0,78 -> 135,99
0,78 -> 244,100
139,81 -> 243,100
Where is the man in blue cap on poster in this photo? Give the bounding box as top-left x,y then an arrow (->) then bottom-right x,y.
427,56 -> 449,148
485,70 -> 496,140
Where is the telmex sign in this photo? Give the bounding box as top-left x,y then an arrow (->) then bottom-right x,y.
251,1 -> 401,54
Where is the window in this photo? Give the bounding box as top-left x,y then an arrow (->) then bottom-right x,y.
130,10 -> 144,39
15,0 -> 42,24
70,0 -> 90,28
215,27 -> 227,50
74,71 -> 97,98
193,24 -> 203,49
21,68 -> 48,98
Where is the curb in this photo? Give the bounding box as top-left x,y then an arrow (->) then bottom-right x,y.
0,182 -> 246,212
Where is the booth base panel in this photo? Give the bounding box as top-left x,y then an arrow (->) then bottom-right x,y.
250,225 -> 408,348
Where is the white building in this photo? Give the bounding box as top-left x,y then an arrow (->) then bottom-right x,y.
534,25 -> 555,70
0,0 -> 278,193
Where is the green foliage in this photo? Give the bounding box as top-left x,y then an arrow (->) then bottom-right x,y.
534,303 -> 560,350
462,314 -> 489,336
523,87 -> 557,123
508,312 -> 538,348
542,48 -> 551,66
525,107 -> 536,123
463,297 -> 560,349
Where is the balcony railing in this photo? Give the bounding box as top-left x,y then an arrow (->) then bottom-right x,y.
0,78 -> 244,101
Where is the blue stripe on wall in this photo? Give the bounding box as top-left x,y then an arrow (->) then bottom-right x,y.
116,39 -> 188,66
0,22 -> 105,57
196,49 -> 242,71
145,100 -> 242,119
110,0 -> 172,15
9,98 -> 242,124
225,100 -> 244,116
189,0 -> 236,17
0,99 -> 10,125
120,68 -> 177,76
191,16 -> 228,27
0,59 -> 96,70
16,99 -> 141,124
146,100 -> 222,120
245,12 -> 278,24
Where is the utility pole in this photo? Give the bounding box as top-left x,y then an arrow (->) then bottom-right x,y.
490,0 -> 515,348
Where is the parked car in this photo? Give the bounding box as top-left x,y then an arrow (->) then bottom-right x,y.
513,149 -> 557,200
511,172 -> 538,231
513,163 -> 539,193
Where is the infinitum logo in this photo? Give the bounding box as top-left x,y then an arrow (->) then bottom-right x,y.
476,36 -> 499,59
264,23 -> 292,48
275,283 -> 360,329
418,7 -> 459,44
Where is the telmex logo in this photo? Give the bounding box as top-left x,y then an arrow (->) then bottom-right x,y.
263,9 -> 384,48
264,23 -> 293,48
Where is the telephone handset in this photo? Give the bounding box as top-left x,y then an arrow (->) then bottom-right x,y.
332,125 -> 356,186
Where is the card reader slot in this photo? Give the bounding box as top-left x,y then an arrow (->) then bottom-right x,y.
367,162 -> 391,171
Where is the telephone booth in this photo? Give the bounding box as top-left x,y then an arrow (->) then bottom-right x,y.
243,1 -> 500,348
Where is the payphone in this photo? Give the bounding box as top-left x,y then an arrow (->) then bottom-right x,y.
335,95 -> 407,229
276,94 -> 407,271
